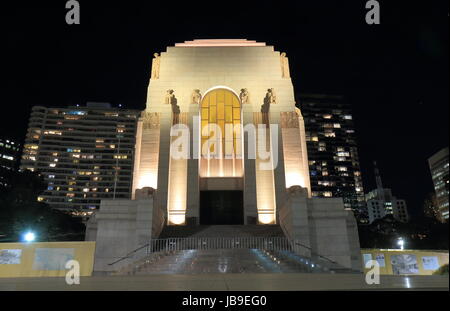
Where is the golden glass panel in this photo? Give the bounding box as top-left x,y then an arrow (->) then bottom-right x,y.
224,123 -> 234,142
232,96 -> 240,107
201,94 -> 209,107
209,106 -> 217,123
218,120 -> 225,138
199,88 -> 243,177
233,122 -> 241,139
235,139 -> 242,156
210,93 -> 216,106
225,106 -> 232,122
233,107 -> 240,120
217,101 -> 225,120
201,108 -> 208,120
225,141 -> 234,156
225,92 -> 232,105
201,121 -> 209,137
217,90 -> 224,103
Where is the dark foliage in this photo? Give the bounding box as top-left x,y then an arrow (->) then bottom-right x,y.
358,214 -> 448,250
0,170 -> 85,242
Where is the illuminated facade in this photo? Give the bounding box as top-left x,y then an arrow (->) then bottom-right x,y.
88,40 -> 361,272
20,103 -> 140,217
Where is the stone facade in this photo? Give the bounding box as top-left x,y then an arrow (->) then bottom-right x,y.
87,39 -> 362,272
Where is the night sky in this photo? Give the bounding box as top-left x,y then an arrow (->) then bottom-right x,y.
1,1 -> 448,218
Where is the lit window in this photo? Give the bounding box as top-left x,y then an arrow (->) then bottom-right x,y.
2,155 -> 14,161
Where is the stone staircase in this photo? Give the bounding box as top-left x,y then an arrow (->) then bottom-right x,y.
158,224 -> 285,238
111,225 -> 358,275
116,248 -> 329,275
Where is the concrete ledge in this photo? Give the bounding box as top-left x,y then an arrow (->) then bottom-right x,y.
0,274 -> 447,291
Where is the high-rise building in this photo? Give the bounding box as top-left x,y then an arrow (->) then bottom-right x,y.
20,103 -> 141,217
365,162 -> 409,224
0,138 -> 21,188
428,147 -> 449,222
298,94 -> 366,220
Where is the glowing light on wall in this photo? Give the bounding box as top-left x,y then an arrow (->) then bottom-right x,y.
138,173 -> 157,189
167,113 -> 188,226
285,172 -> 305,189
258,213 -> 276,225
168,214 -> 186,225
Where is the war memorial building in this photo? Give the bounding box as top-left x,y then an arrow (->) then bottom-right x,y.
86,39 -> 362,273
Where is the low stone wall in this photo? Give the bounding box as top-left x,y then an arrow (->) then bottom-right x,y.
361,249 -> 449,275
279,186 -> 362,271
87,188 -> 160,273
0,241 -> 95,278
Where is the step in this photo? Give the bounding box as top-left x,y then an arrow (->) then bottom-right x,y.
119,248 -> 331,275
159,225 -> 286,238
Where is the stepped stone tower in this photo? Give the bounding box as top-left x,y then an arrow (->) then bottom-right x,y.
86,39 -> 362,273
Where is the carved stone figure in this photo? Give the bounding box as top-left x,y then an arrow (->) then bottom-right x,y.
151,53 -> 161,79
266,88 -> 276,105
280,52 -> 290,78
287,185 -> 308,197
240,88 -> 249,105
165,89 -> 175,105
135,187 -> 156,200
191,89 -> 202,104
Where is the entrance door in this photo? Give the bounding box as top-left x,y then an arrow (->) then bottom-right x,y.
200,191 -> 244,225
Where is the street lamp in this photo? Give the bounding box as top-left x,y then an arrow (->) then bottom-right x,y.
23,231 -> 36,243
397,237 -> 405,250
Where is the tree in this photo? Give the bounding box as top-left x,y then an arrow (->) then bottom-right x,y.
357,214 -> 448,250
0,170 -> 85,242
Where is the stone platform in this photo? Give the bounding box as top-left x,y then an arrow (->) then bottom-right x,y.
1,274 -> 448,291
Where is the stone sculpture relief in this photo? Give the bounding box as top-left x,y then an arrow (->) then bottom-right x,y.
261,88 -> 276,113
287,185 -> 308,197
141,111 -> 160,129
165,89 -> 176,105
240,88 -> 249,105
267,88 -> 277,105
280,52 -> 290,79
191,89 -> 202,105
151,53 -> 161,79
135,187 -> 156,199
280,111 -> 300,128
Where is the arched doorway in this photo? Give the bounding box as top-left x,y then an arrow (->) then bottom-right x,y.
199,87 -> 244,224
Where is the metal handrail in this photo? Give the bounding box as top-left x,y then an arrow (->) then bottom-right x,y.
108,243 -> 150,266
293,241 -> 339,265
107,236 -> 342,271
